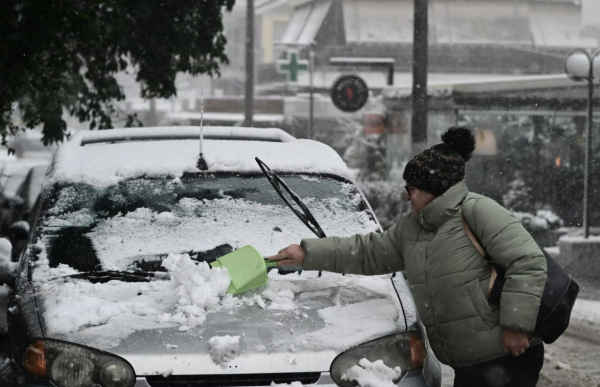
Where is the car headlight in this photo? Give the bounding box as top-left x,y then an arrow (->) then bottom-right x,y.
330,332 -> 427,387
22,339 -> 135,387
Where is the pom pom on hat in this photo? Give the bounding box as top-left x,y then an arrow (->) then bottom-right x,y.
441,127 -> 476,161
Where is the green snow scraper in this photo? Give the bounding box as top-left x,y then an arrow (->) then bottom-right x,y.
210,245 -> 278,295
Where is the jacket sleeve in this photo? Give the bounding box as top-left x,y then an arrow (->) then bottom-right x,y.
465,197 -> 547,333
300,217 -> 405,275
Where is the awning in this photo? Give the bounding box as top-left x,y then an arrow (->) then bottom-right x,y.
529,2 -> 598,48
343,0 -> 413,43
430,1 -> 533,45
279,0 -> 331,46
281,0 -> 598,48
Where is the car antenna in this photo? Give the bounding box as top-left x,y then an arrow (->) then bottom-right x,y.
197,82 -> 209,170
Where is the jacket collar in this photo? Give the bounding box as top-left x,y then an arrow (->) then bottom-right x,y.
419,181 -> 469,231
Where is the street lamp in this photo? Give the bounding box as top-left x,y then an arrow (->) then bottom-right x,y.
564,49 -> 600,238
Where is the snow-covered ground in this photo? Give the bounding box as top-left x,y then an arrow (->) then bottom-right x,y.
570,299 -> 600,324
440,296 -> 600,387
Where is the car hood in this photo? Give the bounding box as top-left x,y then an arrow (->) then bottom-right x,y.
36,272 -> 407,376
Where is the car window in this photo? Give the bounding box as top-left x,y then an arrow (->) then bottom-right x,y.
34,173 -> 378,276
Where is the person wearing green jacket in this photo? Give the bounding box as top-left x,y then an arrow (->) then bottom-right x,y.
269,127 -> 547,387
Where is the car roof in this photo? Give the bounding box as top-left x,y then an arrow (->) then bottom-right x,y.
46,126 -> 352,187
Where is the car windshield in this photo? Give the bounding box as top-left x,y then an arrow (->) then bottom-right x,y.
33,173 -> 379,278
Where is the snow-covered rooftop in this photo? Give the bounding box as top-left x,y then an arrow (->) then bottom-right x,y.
382,73 -> 580,99
162,112 -> 285,123
47,127 -> 351,187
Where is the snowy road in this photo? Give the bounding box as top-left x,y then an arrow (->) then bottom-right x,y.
441,298 -> 600,387
441,330 -> 600,387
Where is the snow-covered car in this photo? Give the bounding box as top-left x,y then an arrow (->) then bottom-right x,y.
15,164 -> 50,222
2,127 -> 441,387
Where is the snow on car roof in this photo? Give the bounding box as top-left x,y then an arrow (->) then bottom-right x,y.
163,112 -> 285,123
47,127 -> 351,187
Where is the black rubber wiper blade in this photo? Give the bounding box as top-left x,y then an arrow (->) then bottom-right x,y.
255,157 -> 327,239
256,158 -> 329,277
57,270 -> 157,284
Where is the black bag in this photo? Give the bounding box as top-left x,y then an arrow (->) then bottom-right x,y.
461,213 -> 580,344
489,248 -> 580,344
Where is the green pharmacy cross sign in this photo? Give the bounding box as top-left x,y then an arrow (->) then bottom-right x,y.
277,50 -> 309,83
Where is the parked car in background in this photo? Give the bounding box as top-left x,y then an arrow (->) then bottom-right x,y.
1,127 -> 441,387
0,130 -> 55,235
14,165 -> 49,222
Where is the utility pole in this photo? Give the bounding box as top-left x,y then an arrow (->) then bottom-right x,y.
584,77 -> 593,238
564,49 -> 600,238
244,0 -> 255,127
308,48 -> 315,139
411,0 -> 429,155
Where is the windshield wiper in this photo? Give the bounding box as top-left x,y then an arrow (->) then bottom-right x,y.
55,270 -> 157,284
256,158 -> 328,277
256,158 -> 327,238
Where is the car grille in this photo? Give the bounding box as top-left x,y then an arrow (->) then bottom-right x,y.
144,372 -> 322,387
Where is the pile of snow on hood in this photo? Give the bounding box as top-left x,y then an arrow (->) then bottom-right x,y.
208,335 -> 241,365
40,253 -> 233,338
261,280 -> 301,310
342,358 -> 402,387
157,254 -> 232,331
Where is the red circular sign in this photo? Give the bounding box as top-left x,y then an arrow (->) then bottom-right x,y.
331,75 -> 369,112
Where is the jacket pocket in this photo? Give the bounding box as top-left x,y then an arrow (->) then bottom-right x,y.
466,279 -> 500,330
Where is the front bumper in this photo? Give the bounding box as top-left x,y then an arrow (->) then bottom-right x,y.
133,371 -> 431,387
1,361 -> 433,387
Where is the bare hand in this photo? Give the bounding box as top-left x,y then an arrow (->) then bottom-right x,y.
503,329 -> 530,357
268,244 -> 306,267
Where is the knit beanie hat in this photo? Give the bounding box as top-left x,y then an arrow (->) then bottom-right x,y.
402,127 -> 476,196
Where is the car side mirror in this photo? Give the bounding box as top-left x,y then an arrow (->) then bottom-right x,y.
0,238 -> 16,288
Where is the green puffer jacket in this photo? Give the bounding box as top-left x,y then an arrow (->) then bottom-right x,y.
301,181 -> 547,368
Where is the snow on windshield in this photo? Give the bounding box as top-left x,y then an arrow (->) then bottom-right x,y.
39,175 -> 377,271
30,175 -> 402,353
85,194 -> 371,270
